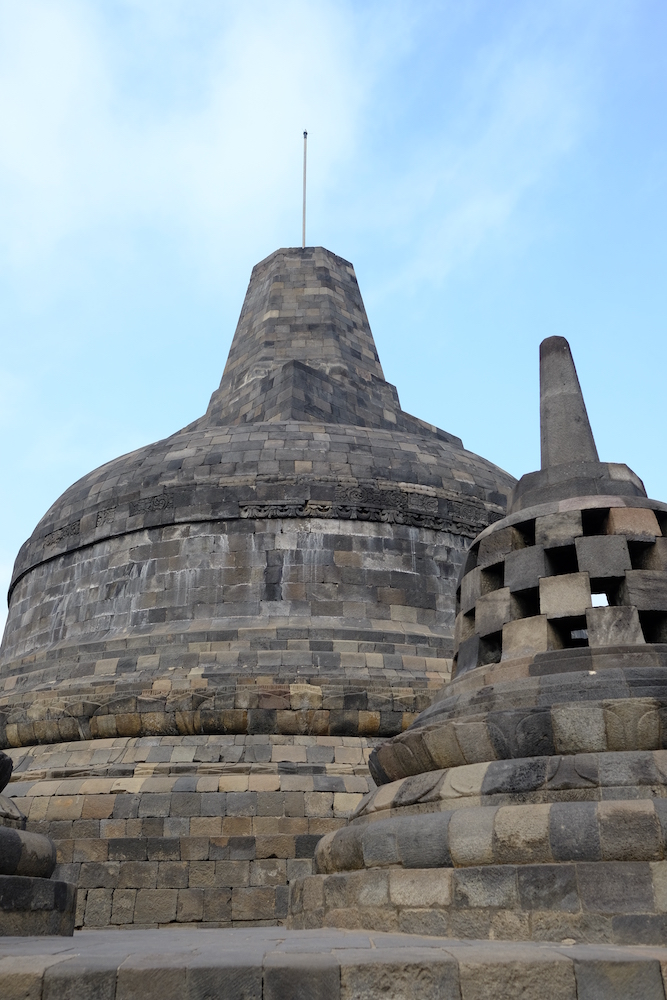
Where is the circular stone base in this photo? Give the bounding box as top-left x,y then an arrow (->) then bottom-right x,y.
289,862 -> 667,945
0,875 -> 76,936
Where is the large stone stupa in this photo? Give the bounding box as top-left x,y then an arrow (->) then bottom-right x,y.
296,336 -> 667,945
0,246 -> 513,929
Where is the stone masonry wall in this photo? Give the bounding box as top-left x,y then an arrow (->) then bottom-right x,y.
7,734 -> 375,928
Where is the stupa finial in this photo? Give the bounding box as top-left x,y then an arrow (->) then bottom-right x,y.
539,336 -> 599,469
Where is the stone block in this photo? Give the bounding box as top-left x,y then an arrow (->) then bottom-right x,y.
535,510 -> 583,548
539,573 -> 591,617
457,950 -> 576,1000
493,803 -> 552,864
637,536 -> 667,571
455,635 -> 480,675
603,698 -> 660,751
550,802 -> 600,862
250,859 -> 286,886
606,506 -> 660,540
620,570 -> 667,611
339,951 -> 460,1000
517,864 -> 579,912
215,860 -> 250,886
501,616 -> 555,660
186,956 -> 260,1000
573,956 -> 666,1000
232,886 -> 275,921
44,956 -> 119,1000
575,535 -> 631,579
576,861 -> 654,913
176,888 -> 203,922
475,589 -> 512,637
504,547 -> 546,593
118,861 -> 157,888
110,888 -> 136,924
598,800 -> 661,861
586,606 -> 644,647
452,866 -> 518,909
202,887 -> 231,922
83,887 -> 112,926
133,888 -> 177,924
388,868 -> 451,908
552,702 -> 607,754
460,568 -> 482,614
264,953 -> 339,1000
477,526 -> 525,569
449,808 -> 496,867
189,861 -> 217,888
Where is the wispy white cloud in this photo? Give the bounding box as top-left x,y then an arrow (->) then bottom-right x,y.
0,0 -> 395,281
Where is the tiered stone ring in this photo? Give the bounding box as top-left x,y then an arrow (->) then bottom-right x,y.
291,337 -> 667,944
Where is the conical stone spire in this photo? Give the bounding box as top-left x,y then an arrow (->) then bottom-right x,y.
510,337 -> 645,511
539,336 -> 598,468
203,246 -> 460,440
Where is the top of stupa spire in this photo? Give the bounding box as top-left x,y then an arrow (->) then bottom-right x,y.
510,336 -> 645,511
539,336 -> 599,468
203,246 -> 461,442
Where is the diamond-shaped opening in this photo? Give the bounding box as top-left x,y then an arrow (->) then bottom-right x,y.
514,519 -> 536,547
550,615 -> 588,649
478,631 -> 502,666
463,545 -> 479,575
628,539 -> 659,570
480,563 -> 503,594
460,610 -> 475,643
510,588 -> 540,619
590,577 -> 623,606
545,545 -> 578,576
581,508 -> 609,536
638,611 -> 667,643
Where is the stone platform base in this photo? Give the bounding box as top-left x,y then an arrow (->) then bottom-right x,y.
289,863 -> 667,945
0,875 -> 76,936
7,733 -> 375,928
0,927 -> 666,999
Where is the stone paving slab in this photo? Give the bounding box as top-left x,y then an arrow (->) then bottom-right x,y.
1,927 -> 666,999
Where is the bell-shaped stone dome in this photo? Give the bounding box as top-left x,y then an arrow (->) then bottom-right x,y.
0,246 -> 517,932
0,247 -> 513,739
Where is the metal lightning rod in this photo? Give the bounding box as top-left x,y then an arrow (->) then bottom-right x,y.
302,130 -> 308,248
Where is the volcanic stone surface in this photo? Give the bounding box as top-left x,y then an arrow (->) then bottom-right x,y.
2,927 -> 667,1000
0,246 -> 513,929
295,337 -> 667,945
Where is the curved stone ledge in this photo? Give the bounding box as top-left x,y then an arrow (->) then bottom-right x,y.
356,749 -> 667,819
315,795 -> 667,873
0,875 -> 75,936
370,693 -> 667,784
0,827 -> 56,878
289,861 -> 667,944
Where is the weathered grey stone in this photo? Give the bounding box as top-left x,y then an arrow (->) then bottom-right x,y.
539,573 -> 592,618
535,511 -> 583,549
575,535 -> 632,580
549,802 -> 600,862
0,875 -> 75,936
264,953 -> 339,1000
539,336 -> 598,469
586,606 -> 645,647
573,955 -> 666,1000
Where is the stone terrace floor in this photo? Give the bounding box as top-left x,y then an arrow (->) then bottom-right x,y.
1,928 -> 667,999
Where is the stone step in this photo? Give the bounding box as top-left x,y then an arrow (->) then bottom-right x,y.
1,927 -> 666,999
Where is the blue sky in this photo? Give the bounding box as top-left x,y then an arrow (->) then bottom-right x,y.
1,0 -> 666,632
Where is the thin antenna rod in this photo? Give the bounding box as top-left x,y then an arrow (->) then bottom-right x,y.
302,130 -> 308,248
